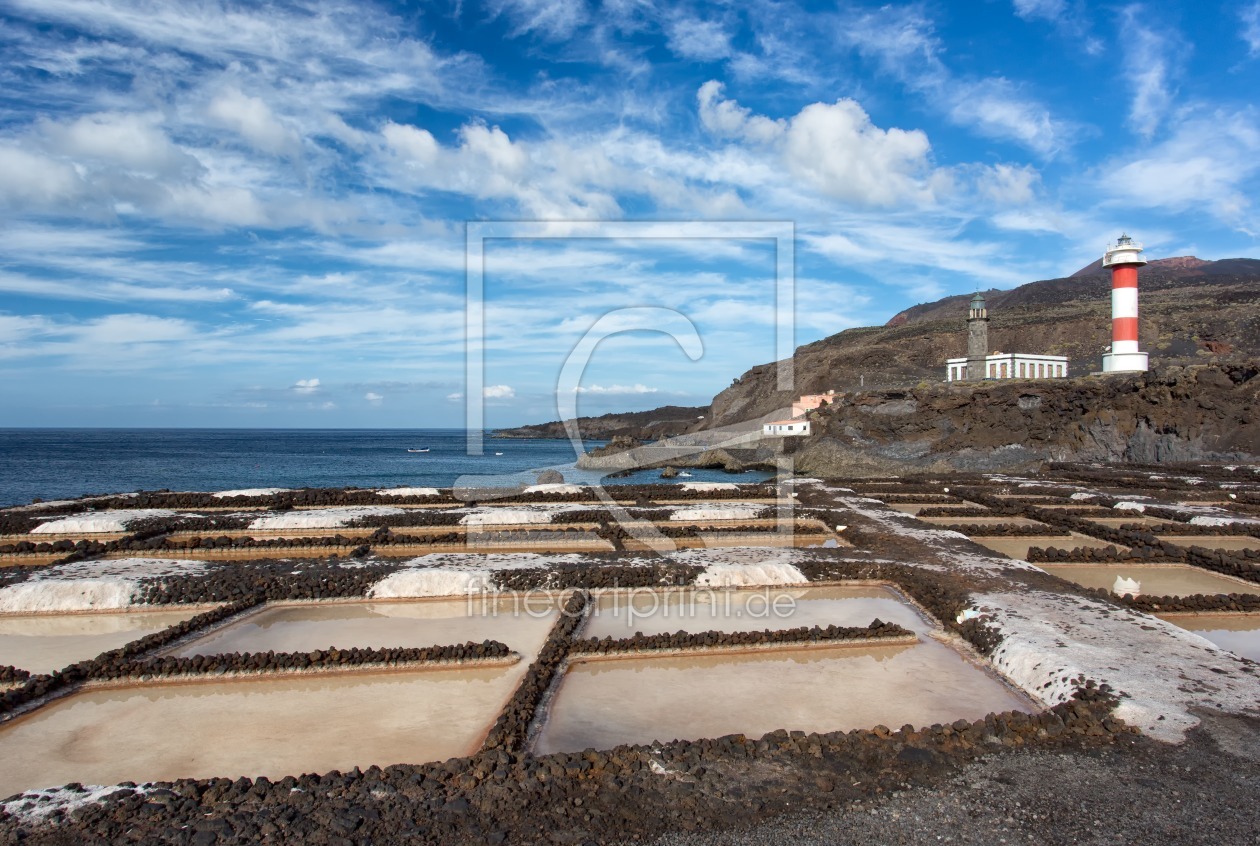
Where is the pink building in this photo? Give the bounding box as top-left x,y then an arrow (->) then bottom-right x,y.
791,390 -> 837,417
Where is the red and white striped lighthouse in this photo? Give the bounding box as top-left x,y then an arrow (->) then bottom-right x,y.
1101,233 -> 1149,373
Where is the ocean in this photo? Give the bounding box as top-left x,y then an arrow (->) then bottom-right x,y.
0,429 -> 771,508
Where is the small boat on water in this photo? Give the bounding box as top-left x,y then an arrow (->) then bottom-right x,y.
678,471 -> 692,478
494,452 -> 504,456
406,448 -> 430,453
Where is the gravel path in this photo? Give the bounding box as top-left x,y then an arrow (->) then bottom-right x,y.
654,711 -> 1260,846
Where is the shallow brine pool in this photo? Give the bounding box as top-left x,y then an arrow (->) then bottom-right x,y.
534,640 -> 1032,755
1037,564 -> 1260,598
0,665 -> 520,798
172,596 -> 560,661
969,534 -> 1116,560
1159,613 -> 1260,662
0,609 -> 204,676
583,585 -> 926,640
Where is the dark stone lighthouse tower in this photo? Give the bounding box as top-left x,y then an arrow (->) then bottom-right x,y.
966,291 -> 989,381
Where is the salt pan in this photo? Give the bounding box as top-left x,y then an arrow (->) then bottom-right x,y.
211,488 -> 290,498
693,562 -> 807,587
368,568 -> 494,598
522,484 -> 585,495
669,504 -> 764,522
248,506 -> 403,530
679,482 -> 739,492
31,510 -> 175,534
460,508 -> 555,527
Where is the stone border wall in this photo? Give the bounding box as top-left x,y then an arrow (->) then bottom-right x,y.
570,620 -> 912,656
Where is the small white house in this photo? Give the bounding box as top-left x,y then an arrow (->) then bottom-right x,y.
763,419 -> 811,437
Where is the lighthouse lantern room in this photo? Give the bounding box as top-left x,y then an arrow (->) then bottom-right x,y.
1101,234 -> 1149,373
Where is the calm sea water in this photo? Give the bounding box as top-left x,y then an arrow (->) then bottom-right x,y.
0,429 -> 770,508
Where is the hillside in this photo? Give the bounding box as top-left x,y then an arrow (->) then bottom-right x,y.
707,257 -> 1260,428
790,362 -> 1260,475
495,405 -> 708,440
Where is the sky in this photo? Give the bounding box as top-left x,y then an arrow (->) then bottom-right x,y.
1,0 -> 1259,429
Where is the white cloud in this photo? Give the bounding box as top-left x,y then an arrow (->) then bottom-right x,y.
667,17 -> 732,61
364,391 -> 384,404
75,314 -> 197,344
1242,3 -> 1260,56
483,384 -> 515,399
975,163 -> 1040,205
1099,112 -> 1260,224
697,81 -> 784,143
40,112 -> 200,177
489,0 -> 588,40
1119,7 -> 1180,139
0,145 -> 86,208
697,82 -> 935,207
206,88 -> 302,156
447,392 -> 463,402
0,314 -> 52,344
836,5 -> 1072,157
947,79 -> 1065,157
573,383 -> 658,394
293,378 -> 321,394
1013,0 -> 1067,21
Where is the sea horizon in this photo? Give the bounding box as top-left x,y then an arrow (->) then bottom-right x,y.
0,428 -> 766,508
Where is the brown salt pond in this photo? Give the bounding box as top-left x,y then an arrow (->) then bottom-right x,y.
0,666 -> 519,798
1155,535 -> 1260,553
171,596 -> 560,660
583,585 -> 926,640
0,609 -> 204,675
969,533 -> 1116,560
1038,564 -> 1260,598
534,640 -> 1033,756
885,502 -> 983,516
1158,614 -> 1260,662
916,516 -> 1048,528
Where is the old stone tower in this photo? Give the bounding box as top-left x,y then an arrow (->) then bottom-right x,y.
966,291 -> 989,381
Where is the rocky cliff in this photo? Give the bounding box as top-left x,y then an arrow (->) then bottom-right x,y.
707,258 -> 1260,429
789,362 -> 1260,476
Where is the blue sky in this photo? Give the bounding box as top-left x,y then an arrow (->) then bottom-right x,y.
1,0 -> 1259,428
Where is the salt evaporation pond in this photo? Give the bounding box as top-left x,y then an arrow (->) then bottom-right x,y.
0,666 -> 519,798
535,641 -> 1033,755
536,583 -> 1033,754
1038,563 -> 1260,598
1154,535 -> 1260,553
970,534 -> 1116,560
0,609 -> 203,675
1159,614 -> 1260,662
173,596 -> 561,659
583,585 -> 922,640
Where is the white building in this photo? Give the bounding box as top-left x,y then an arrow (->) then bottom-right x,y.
945,353 -> 1069,382
762,419 -> 812,437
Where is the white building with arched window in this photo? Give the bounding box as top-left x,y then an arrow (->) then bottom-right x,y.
945,352 -> 1069,382
762,419 -> 812,437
